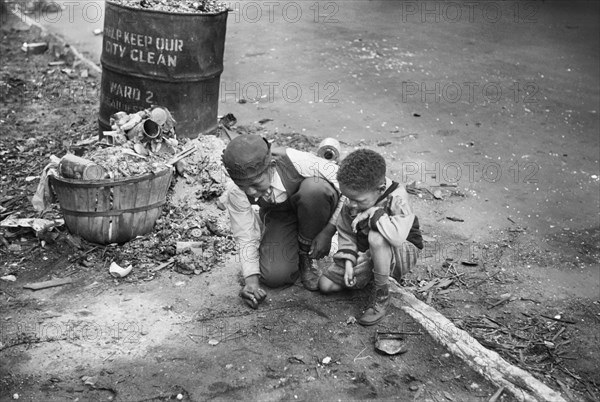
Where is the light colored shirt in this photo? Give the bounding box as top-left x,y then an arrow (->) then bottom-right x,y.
227,148 -> 344,278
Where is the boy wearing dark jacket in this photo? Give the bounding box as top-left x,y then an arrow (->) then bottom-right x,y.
319,149 -> 423,326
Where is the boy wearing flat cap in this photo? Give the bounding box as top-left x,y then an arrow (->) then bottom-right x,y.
222,135 -> 343,309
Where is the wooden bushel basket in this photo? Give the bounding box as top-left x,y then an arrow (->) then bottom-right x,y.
50,168 -> 173,244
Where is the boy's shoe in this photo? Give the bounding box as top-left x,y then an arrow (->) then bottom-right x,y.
358,284 -> 390,326
298,252 -> 320,291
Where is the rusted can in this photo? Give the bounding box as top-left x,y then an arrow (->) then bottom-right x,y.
127,119 -> 162,141
98,1 -> 228,138
317,138 -> 341,162
59,154 -> 107,180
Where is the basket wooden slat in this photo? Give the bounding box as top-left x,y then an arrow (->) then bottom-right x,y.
50,168 -> 173,244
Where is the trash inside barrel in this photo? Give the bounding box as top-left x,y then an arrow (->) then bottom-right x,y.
98,0 -> 229,138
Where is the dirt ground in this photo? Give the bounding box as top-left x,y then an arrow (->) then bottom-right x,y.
1,1 -> 599,402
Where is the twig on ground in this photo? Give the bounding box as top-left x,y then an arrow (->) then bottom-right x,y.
103,350 -> 117,362
469,270 -> 502,288
353,346 -> 368,362
487,293 -> 512,310
151,258 -> 175,272
488,386 -> 505,402
23,277 -> 73,290
556,379 -> 576,402
541,315 -> 576,325
0,336 -> 68,352
0,288 -> 17,298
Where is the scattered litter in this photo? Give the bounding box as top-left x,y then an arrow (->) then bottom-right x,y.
81,375 -> 96,386
375,331 -> 408,355
0,217 -> 64,234
321,356 -> 331,365
433,190 -> 443,199
21,42 -> 48,54
422,234 -> 436,242
92,28 -> 103,35
1,275 -> 17,282
109,261 -> 133,278
346,316 -> 357,325
446,216 -> 464,222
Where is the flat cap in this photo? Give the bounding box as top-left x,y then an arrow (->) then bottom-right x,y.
222,135 -> 271,181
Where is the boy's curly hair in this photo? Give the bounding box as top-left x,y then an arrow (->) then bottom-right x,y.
337,149 -> 386,192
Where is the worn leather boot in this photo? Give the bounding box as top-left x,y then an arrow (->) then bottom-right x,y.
358,283 -> 390,326
298,252 -> 320,291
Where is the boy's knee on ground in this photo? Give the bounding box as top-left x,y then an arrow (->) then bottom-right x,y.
318,275 -> 341,293
368,230 -> 390,250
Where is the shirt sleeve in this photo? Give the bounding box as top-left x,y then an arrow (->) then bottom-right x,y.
368,189 -> 416,247
328,195 -> 346,226
227,184 -> 262,278
332,206 -> 359,266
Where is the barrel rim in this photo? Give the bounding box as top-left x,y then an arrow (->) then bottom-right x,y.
99,63 -> 223,83
50,166 -> 173,187
105,0 -> 230,18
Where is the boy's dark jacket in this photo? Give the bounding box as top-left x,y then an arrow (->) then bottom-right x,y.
334,179 -> 423,266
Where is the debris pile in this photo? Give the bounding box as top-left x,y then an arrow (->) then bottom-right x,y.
110,0 -> 229,13
102,107 -> 176,151
457,312 -> 582,394
52,106 -> 193,180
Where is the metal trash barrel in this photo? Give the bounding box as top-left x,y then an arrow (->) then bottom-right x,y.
99,1 -> 228,138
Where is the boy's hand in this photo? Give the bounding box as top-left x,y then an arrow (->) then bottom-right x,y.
351,207 -> 379,232
240,275 -> 267,309
344,261 -> 356,287
309,223 -> 336,259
